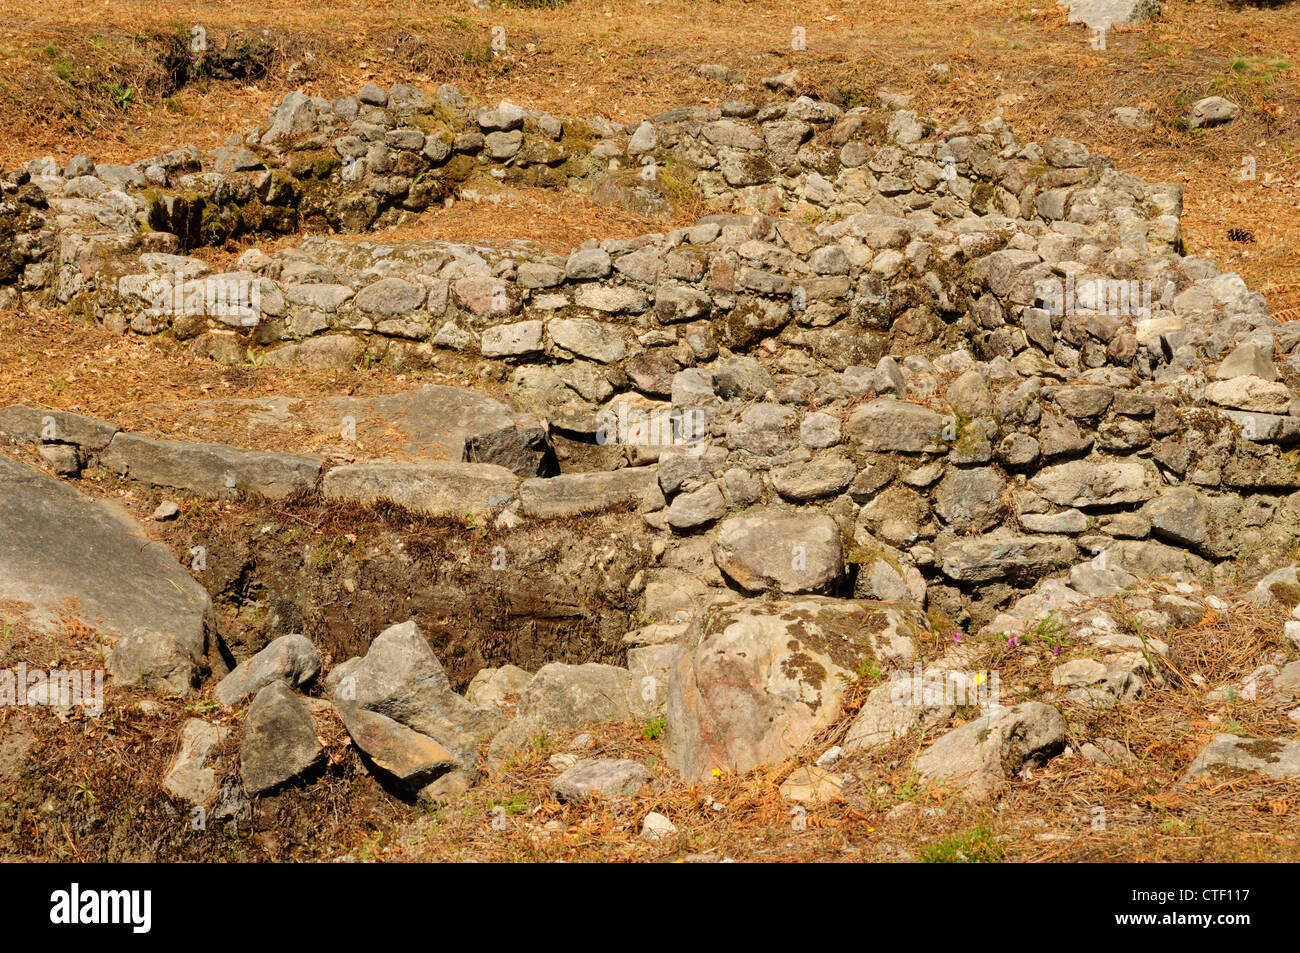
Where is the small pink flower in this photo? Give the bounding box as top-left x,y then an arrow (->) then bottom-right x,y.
1007,634 -> 1020,648
1052,645 -> 1062,656
952,630 -> 963,645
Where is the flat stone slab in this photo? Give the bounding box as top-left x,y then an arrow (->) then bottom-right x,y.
336,702 -> 458,789
322,461 -> 520,519
162,719 -> 229,806
1182,733 -> 1300,782
0,404 -> 119,451
519,467 -> 658,518
553,758 -> 652,800
99,433 -> 322,500
0,454 -> 212,693
136,384 -> 521,464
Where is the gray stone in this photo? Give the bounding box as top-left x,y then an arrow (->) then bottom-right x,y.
520,468 -> 658,518
1064,0 -> 1159,29
239,683 -> 325,795
1206,376 -> 1290,413
713,356 -> 773,400
465,664 -> 534,709
800,411 -> 841,448
0,456 -> 212,694
845,399 -> 948,452
323,461 -> 519,519
354,277 -> 426,316
934,467 -> 1006,533
0,405 -> 119,451
553,758 -> 653,800
548,318 -> 626,363
216,634 -> 322,708
1030,459 -> 1159,508
712,508 -> 843,593
478,129 -> 518,159
726,403 -> 797,456
337,702 -> 458,790
667,483 -> 728,530
265,335 -> 366,370
1217,341 -> 1279,382
162,719 -> 230,806
565,247 -> 613,280
627,121 -> 657,155
478,101 -> 526,132
481,321 -> 544,357
843,671 -> 981,754
946,370 -> 992,418
1187,96 -> 1242,130
331,620 -> 503,769
771,453 -> 856,501
99,433 -> 322,501
1182,734 -> 1300,781
916,701 -> 1066,800
465,425 -> 554,478
358,82 -> 388,106
488,662 -> 642,760
938,533 -> 1078,583
665,597 -> 920,781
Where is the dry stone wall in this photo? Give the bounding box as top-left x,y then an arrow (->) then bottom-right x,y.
3,78 -> 1300,803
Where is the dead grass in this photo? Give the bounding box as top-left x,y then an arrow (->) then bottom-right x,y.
0,1 -> 1297,290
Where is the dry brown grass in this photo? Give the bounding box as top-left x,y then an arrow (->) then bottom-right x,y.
0,1 -> 1296,288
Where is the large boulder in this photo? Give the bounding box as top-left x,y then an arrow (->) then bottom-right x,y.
0,455 -> 213,693
664,597 -> 921,781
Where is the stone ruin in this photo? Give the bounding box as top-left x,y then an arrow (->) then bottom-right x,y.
3,74 -> 1300,810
